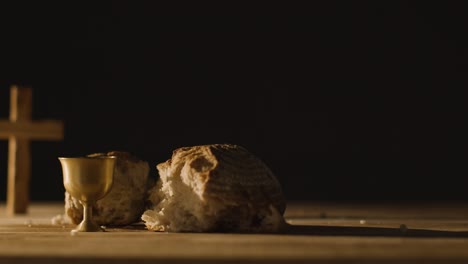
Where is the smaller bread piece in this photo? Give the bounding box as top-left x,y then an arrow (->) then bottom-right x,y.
142,144 -> 286,233
65,151 -> 150,226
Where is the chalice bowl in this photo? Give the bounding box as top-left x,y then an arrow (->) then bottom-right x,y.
58,156 -> 116,232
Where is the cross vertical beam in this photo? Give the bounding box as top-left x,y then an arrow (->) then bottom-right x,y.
7,87 -> 32,215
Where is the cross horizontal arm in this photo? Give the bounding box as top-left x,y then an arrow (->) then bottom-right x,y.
0,120 -> 64,140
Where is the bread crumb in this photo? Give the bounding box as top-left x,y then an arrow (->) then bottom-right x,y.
24,220 -> 33,227
51,214 -> 70,225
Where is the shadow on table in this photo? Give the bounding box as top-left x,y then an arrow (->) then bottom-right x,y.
284,224 -> 468,238
116,222 -> 468,238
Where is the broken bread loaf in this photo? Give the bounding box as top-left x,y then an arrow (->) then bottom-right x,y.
65,151 -> 150,226
142,144 -> 286,233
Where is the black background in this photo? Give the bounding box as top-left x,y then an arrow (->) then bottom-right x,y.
1,1 -> 467,202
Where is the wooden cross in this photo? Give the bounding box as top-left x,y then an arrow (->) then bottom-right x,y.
0,86 -> 64,215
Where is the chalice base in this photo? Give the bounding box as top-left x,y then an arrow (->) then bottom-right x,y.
74,218 -> 104,232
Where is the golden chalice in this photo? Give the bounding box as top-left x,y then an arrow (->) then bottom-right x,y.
58,156 -> 116,232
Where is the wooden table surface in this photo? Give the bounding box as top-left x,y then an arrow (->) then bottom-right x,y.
1,201 -> 468,264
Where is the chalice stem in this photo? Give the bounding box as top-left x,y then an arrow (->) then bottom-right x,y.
75,202 -> 102,232
83,202 -> 92,224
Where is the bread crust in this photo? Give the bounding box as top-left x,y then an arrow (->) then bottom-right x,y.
142,144 -> 286,232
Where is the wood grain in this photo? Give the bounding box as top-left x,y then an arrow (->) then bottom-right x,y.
0,202 -> 467,264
